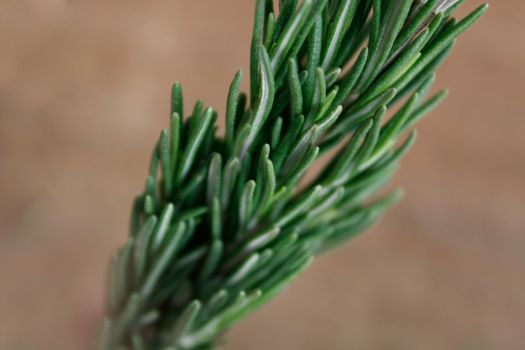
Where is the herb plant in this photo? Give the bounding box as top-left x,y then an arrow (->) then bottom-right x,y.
100,1 -> 487,349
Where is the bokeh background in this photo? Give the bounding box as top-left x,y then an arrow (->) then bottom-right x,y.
1,1 -> 524,349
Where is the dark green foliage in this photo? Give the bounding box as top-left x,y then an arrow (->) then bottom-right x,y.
101,1 -> 487,349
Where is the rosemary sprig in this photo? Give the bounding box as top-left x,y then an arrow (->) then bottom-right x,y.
101,1 -> 487,349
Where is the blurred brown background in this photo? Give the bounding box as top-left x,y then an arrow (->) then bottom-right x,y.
0,1 -> 523,349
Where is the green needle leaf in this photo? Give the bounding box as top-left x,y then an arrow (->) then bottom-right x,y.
250,0 -> 267,103
170,81 -> 183,118
321,0 -> 358,70
178,107 -> 214,183
270,0 -> 314,72
239,46 -> 275,159
171,300 -> 202,345
226,71 -> 244,154
239,180 -> 257,230
287,58 -> 303,116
